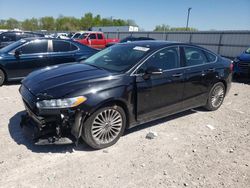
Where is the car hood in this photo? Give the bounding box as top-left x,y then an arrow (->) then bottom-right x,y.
239,52 -> 250,61
22,63 -> 115,99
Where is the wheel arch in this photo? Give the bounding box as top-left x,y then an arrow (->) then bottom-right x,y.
87,98 -> 130,129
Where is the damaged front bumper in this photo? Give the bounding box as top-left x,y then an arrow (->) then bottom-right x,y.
20,106 -> 87,145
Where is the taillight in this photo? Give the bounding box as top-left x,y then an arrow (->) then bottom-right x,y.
230,63 -> 234,72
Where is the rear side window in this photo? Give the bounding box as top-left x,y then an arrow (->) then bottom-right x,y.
184,47 -> 208,66
204,51 -> 217,62
97,34 -> 103,39
18,40 -> 48,54
53,41 -> 77,52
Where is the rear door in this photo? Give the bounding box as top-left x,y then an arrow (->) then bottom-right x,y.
181,46 -> 211,109
135,46 -> 185,121
47,40 -> 78,66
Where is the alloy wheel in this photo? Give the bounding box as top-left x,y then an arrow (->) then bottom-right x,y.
211,85 -> 224,108
91,109 -> 123,144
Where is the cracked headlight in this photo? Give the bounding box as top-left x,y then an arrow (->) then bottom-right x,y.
36,96 -> 87,109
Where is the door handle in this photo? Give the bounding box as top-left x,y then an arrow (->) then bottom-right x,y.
172,73 -> 183,77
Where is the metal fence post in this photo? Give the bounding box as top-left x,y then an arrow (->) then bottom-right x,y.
217,33 -> 223,55
189,32 -> 193,44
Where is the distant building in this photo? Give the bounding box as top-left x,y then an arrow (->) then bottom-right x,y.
91,26 -> 139,32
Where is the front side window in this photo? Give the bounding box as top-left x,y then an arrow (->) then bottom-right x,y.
78,33 -> 88,39
138,47 -> 180,73
184,47 -> 208,66
89,34 -> 96,40
18,40 -> 48,54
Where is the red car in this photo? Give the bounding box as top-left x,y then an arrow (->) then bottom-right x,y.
75,31 -> 119,49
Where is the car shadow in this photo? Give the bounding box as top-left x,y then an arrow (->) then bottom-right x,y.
233,77 -> 250,85
124,109 -> 197,135
5,80 -> 21,86
9,109 -> 199,153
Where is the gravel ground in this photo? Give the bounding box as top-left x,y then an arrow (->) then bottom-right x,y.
0,81 -> 249,188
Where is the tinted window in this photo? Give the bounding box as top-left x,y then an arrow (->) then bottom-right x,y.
18,40 -> 48,54
79,33 -> 88,39
0,33 -> 16,42
141,47 -> 179,71
72,33 -> 81,39
89,34 -> 96,39
53,41 -> 78,52
184,47 -> 208,66
97,34 -> 103,39
205,51 -> 216,62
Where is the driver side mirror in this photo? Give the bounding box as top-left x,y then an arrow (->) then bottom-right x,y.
14,50 -> 21,58
142,67 -> 163,80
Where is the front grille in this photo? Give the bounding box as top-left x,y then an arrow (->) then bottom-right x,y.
238,62 -> 250,70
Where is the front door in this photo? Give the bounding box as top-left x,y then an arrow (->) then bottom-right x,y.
135,46 -> 185,122
7,39 -> 48,79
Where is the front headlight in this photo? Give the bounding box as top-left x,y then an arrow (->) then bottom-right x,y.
36,96 -> 87,109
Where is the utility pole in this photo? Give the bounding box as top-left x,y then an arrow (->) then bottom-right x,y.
186,7 -> 192,31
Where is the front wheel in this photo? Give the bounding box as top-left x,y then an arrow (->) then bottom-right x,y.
0,69 -> 5,86
82,105 -> 126,149
204,82 -> 225,111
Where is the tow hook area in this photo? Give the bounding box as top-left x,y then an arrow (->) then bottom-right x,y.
20,113 -> 75,145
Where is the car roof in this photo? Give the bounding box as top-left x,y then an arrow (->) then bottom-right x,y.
1,31 -> 44,35
118,40 -> 214,52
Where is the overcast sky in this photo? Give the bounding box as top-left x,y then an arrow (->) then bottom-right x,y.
0,0 -> 249,31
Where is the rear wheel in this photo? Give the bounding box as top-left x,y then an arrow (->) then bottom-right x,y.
0,69 -> 5,86
204,82 -> 225,111
82,105 -> 126,149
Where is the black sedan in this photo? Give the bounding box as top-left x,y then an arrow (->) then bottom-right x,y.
0,38 -> 99,85
20,41 -> 232,149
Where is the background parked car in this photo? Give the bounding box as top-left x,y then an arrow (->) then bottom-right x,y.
106,36 -> 155,47
0,38 -> 99,86
74,31 -> 119,49
0,31 -> 44,49
233,47 -> 250,77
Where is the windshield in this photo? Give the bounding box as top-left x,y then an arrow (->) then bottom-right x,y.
78,33 -> 89,39
245,47 -> 250,54
0,39 -> 26,53
84,44 -> 152,73
72,33 -> 81,39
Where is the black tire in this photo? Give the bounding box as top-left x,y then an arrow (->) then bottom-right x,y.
204,82 -> 225,111
0,69 -> 5,86
82,105 -> 126,149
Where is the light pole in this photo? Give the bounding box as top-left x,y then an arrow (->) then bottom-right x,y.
186,7 -> 192,31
